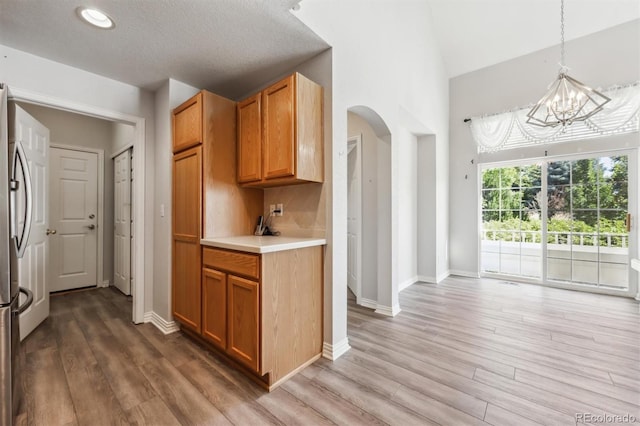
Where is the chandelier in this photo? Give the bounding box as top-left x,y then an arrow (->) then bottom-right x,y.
526,0 -> 610,127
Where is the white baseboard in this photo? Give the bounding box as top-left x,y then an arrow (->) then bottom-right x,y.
357,298 -> 378,310
375,303 -> 401,317
449,269 -> 480,278
436,270 -> 451,283
101,280 -> 110,288
143,311 -> 180,335
399,276 -> 419,291
322,338 -> 351,360
414,271 -> 451,285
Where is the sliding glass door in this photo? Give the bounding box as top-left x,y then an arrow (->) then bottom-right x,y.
481,152 -> 636,295
481,165 -> 542,278
546,155 -> 630,289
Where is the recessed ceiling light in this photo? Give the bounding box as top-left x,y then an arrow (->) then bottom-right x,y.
76,7 -> 115,29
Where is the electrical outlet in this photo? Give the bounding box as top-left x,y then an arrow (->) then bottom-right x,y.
269,204 -> 276,215
276,203 -> 283,216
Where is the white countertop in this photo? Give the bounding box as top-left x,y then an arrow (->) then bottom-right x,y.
201,235 -> 326,254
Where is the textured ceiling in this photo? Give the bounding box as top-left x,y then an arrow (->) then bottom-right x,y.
0,0 -> 329,99
1,0 -> 638,97
427,0 -> 640,77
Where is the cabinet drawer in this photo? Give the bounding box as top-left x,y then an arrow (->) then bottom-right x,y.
203,247 -> 260,280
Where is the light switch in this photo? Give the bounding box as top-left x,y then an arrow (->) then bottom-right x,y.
160,204 -> 165,217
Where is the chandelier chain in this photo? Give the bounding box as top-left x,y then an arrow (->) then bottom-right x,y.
560,0 -> 565,68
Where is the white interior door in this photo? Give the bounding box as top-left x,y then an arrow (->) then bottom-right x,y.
347,136 -> 362,301
49,147 -> 98,292
113,149 -> 131,295
10,104 -> 50,340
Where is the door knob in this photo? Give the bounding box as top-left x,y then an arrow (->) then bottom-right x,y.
46,229 -> 57,235
89,214 -> 95,219
86,224 -> 95,230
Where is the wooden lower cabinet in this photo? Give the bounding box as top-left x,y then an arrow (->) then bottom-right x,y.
198,245 -> 323,390
202,268 -> 226,350
172,240 -> 201,332
227,275 -> 260,372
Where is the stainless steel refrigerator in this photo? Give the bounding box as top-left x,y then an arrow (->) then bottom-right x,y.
0,83 -> 34,424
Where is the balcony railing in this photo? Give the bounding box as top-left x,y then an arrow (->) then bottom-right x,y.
481,229 -> 628,248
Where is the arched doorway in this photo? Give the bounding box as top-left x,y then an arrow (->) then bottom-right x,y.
346,106 -> 394,315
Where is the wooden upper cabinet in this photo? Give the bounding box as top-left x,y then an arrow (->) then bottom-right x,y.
238,73 -> 323,188
173,92 -> 203,153
263,75 -> 295,180
237,94 -> 262,183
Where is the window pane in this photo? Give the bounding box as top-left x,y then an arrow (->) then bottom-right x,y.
548,184 -> 571,218
572,184 -> 598,209
548,161 -> 570,185
483,210 -> 500,222
501,189 -> 521,210
482,169 -> 501,189
571,159 -> 597,185
482,189 -> 500,210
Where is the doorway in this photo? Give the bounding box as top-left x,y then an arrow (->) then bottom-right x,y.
347,135 -> 362,302
480,151 -> 637,297
10,88 -> 145,323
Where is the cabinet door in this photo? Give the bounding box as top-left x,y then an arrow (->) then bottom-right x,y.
172,147 -> 202,332
262,75 -> 295,180
173,92 -> 202,153
227,275 -> 260,372
237,94 -> 262,183
202,268 -> 227,349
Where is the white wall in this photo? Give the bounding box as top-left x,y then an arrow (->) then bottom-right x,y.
296,0 -> 450,351
18,102 -> 115,286
397,126 -> 418,288
417,135 -> 437,281
112,122 -> 135,153
449,20 -> 640,276
0,43 -> 156,314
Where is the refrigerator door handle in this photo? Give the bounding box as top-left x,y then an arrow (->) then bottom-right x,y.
11,141 -> 33,259
17,286 -> 33,315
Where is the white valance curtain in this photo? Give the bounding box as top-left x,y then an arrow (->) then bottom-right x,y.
470,83 -> 640,153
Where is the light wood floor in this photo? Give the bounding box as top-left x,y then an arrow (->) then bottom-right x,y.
17,276 -> 640,425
